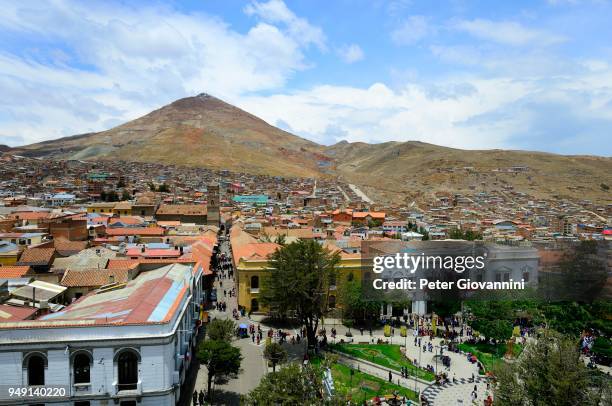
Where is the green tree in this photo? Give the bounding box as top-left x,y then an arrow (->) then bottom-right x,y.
466,300 -> 514,342
494,331 -> 610,406
158,183 -> 170,193
121,190 -> 131,201
197,340 -> 242,400
260,239 -> 340,348
274,234 -> 286,246
244,363 -> 325,405
148,182 -> 156,191
116,178 -> 126,188
339,279 -> 381,324
206,318 -> 235,341
558,241 -> 607,301
448,228 -> 482,240
263,342 -> 287,372
105,190 -> 119,202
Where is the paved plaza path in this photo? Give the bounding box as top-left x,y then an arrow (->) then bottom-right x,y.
421,377 -> 491,406
192,239 -> 269,405
189,238 -> 491,405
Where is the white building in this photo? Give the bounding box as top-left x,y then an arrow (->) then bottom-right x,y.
0,262 -> 206,406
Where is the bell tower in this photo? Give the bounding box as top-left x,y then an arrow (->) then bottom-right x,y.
207,182 -> 220,226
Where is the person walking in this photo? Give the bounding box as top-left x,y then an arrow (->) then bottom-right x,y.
199,389 -> 205,405
192,390 -> 198,406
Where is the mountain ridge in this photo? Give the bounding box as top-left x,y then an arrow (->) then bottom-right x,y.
8,94 -> 612,204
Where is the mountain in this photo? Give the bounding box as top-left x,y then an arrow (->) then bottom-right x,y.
326,140 -> 612,204
11,94 -> 612,204
13,93 -> 329,178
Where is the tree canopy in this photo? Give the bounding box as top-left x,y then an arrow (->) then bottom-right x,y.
197,339 -> 242,399
206,318 -> 235,341
260,239 -> 340,348
244,363 -> 327,405
263,342 -> 288,372
494,331 -> 611,406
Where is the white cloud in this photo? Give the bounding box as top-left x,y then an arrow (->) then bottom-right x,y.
244,0 -> 326,51
391,15 -> 434,45
237,69 -> 612,155
0,0 -> 322,145
337,44 -> 364,63
452,19 -> 565,46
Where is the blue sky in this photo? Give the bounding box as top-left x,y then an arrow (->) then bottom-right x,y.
0,0 -> 611,155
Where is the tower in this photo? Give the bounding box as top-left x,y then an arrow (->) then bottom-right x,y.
207,182 -> 220,226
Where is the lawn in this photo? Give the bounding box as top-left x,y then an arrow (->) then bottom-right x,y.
330,343 -> 435,382
313,358 -> 419,403
458,341 -> 523,372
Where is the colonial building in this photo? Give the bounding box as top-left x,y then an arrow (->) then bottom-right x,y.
0,262 -> 206,406
156,205 -> 208,225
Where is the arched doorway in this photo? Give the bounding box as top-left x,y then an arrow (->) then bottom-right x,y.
328,295 -> 336,309
27,354 -> 46,385
73,352 -> 91,384
251,298 -> 259,312
117,350 -> 139,390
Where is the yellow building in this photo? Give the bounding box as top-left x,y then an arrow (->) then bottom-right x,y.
112,201 -> 133,216
0,250 -> 20,265
86,202 -> 117,214
231,226 -> 362,313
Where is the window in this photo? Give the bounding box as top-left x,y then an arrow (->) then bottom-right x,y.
75,401 -> 91,406
250,275 -> 259,290
120,401 -> 136,406
117,350 -> 139,390
250,298 -> 259,312
73,353 -> 91,384
26,354 -> 46,386
329,273 -> 336,287
495,273 -> 510,283
522,272 -> 530,282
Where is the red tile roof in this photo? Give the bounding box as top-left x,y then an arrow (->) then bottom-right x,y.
156,204 -> 207,215
61,268 -> 130,287
53,238 -> 88,256
0,266 -> 31,278
17,248 -> 55,266
108,216 -> 144,225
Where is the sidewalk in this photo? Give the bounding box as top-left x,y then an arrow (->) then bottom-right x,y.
192,239 -> 268,405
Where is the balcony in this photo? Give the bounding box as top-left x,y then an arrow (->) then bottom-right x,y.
72,382 -> 92,396
113,380 -> 142,396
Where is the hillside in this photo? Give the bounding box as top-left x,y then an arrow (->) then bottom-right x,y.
326,140 -> 612,204
10,94 -> 611,204
13,93 -> 329,178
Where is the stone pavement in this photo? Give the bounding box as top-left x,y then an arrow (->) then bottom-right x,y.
193,239 -> 269,405
421,377 -> 491,406
194,239 -> 490,404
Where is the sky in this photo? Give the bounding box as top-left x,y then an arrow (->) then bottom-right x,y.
0,0 -> 611,155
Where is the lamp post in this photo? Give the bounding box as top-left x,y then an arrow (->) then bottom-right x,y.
414,340 -> 421,395
435,344 -> 439,376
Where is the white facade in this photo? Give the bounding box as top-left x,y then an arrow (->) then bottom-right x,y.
0,263 -> 206,406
